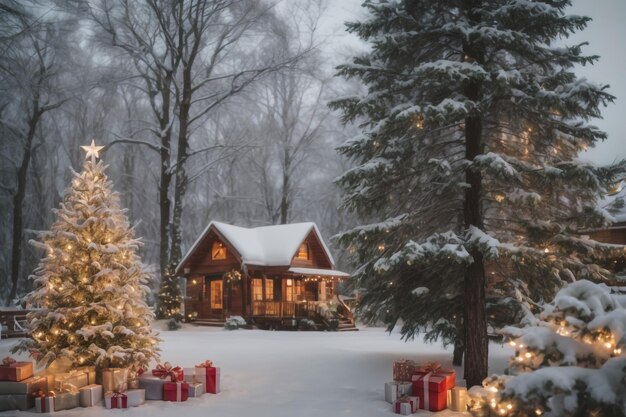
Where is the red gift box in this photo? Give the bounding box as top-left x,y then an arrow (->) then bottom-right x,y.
195,361 -> 220,394
163,381 -> 188,402
412,362 -> 455,390
0,357 -> 33,381
412,372 -> 448,412
152,363 -> 184,382
107,392 -> 128,409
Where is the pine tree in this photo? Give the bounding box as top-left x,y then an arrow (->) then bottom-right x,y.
331,0 -> 625,386
470,280 -> 626,417
12,141 -> 160,370
155,271 -> 183,323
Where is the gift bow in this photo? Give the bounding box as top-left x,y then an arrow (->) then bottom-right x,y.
33,390 -> 51,398
59,382 -> 80,394
417,361 -> 441,373
153,362 -> 182,381
196,360 -> 213,368
1,357 -> 16,367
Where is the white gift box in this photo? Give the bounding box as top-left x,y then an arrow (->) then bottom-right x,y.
187,382 -> 204,398
384,381 -> 412,404
34,396 -> 55,413
127,389 -> 146,407
79,384 -> 103,407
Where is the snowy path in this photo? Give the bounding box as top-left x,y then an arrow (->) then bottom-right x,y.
0,325 -> 513,416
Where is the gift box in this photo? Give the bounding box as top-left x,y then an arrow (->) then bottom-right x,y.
105,392 -> 127,409
393,397 -> 419,416
152,362 -> 184,382
164,381 -> 188,402
75,366 -> 96,385
102,368 -> 128,393
79,384 -> 103,407
54,390 -> 80,411
412,363 -> 455,390
384,381 -> 412,404
138,375 -> 166,400
0,357 -> 33,382
194,361 -> 220,394
450,387 -> 468,412
412,372 -> 448,412
126,388 -> 145,407
0,394 -> 33,411
187,382 -> 204,398
392,360 -> 417,382
54,371 -> 89,391
34,394 -> 55,413
0,375 -> 48,395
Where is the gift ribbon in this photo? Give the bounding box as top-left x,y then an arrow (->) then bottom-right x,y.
110,392 -> 128,408
196,360 -> 213,368
176,382 -> 182,401
1,357 -> 16,367
153,362 -> 183,381
422,373 -> 431,410
416,362 -> 441,374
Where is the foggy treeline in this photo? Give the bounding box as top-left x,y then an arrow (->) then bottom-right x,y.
0,0 -> 360,304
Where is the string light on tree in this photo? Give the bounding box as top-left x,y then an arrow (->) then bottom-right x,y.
12,140 -> 160,370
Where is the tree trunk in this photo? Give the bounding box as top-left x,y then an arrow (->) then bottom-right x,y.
453,335 -> 465,367
169,67 -> 192,269
9,109 -> 41,302
462,2 -> 488,387
158,75 -> 173,278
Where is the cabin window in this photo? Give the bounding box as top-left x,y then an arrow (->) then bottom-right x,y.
211,241 -> 227,260
286,279 -> 304,302
318,281 -> 326,301
252,278 -> 263,301
296,243 -> 309,260
265,278 -> 274,301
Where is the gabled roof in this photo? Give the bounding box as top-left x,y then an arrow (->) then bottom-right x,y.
177,221 -> 336,272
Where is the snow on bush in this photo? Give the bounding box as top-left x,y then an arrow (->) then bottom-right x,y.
469,280 -> 626,417
224,316 -> 246,330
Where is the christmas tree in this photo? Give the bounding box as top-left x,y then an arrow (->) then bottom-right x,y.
331,0 -> 625,386
470,280 -> 626,417
12,140 -> 160,370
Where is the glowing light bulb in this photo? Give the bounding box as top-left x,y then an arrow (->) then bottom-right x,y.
544,248 -> 550,253
509,341 -> 516,347
535,409 -> 543,416
605,342 -> 613,349
614,348 -> 622,355
67,244 -> 72,250
507,404 -> 513,410
525,352 -> 532,358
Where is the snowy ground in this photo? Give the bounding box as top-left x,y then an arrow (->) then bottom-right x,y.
0,324 -> 513,417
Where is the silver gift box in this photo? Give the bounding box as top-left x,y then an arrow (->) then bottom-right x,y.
0,376 -> 48,395
79,384 -> 103,407
187,382 -> 204,398
384,381 -> 412,404
127,388 -> 146,407
138,376 -> 166,400
0,394 -> 33,411
54,391 -> 80,411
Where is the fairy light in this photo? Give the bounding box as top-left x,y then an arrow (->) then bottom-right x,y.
525,352 -> 532,359
535,408 -> 543,416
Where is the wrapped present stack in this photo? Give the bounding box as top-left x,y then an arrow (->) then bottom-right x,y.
386,359 -> 469,414
0,356 -> 46,411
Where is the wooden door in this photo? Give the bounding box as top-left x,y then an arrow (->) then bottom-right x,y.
210,280 -> 223,317
229,279 -> 243,316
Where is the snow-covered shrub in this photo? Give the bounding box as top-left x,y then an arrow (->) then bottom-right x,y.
469,280 -> 626,417
224,316 -> 246,330
298,318 -> 317,331
168,318 -> 182,331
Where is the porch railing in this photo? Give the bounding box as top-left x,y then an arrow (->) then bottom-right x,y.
252,301 -> 320,318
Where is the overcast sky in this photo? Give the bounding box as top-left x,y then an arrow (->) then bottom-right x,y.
320,0 -> 626,166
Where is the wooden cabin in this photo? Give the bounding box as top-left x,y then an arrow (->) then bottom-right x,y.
175,221 -> 356,330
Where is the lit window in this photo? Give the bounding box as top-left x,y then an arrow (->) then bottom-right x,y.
296,243 -> 309,260
211,241 -> 227,260
252,279 -> 263,301
210,281 -> 222,309
265,278 -> 274,301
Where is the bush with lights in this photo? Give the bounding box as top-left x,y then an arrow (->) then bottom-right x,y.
469,280 -> 626,417
12,142 -> 160,370
155,271 -> 184,323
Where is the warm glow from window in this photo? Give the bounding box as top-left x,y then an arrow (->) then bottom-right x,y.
210,280 -> 222,309
265,278 -> 274,301
296,243 -> 309,260
252,279 -> 263,301
211,241 -> 227,260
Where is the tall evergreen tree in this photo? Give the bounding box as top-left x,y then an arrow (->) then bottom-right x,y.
332,0 -> 625,386
13,142 -> 160,370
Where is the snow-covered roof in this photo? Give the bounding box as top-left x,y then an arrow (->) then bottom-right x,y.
288,267 -> 350,278
601,181 -> 626,223
178,221 -> 337,270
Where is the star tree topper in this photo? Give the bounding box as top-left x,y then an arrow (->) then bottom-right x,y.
81,139 -> 104,164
